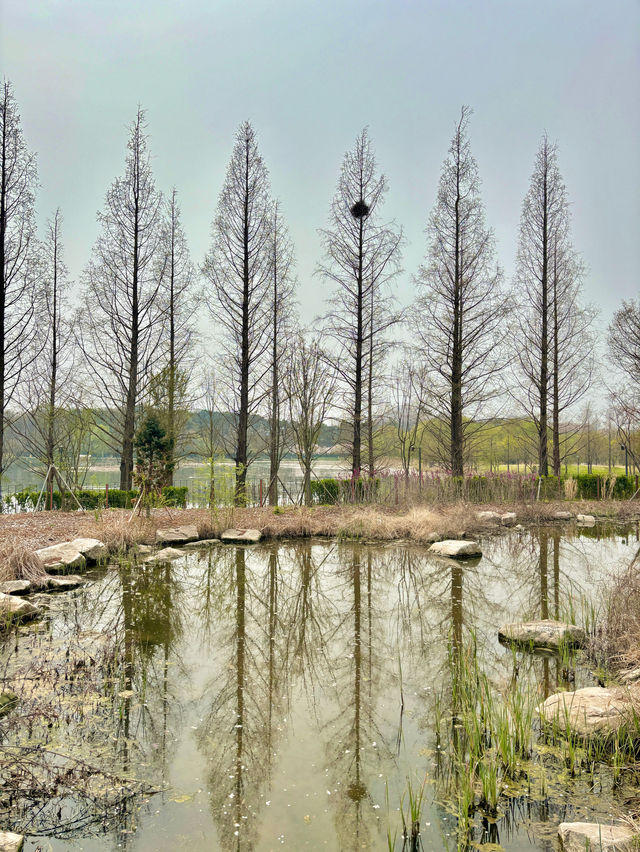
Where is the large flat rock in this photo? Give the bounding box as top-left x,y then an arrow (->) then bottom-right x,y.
183,538 -> 220,548
498,619 -> 586,651
0,580 -> 32,596
554,511 -> 572,520
155,525 -> 199,545
0,831 -> 24,852
70,537 -> 108,563
538,686 -> 637,737
0,592 -> 40,625
221,528 -> 262,544
428,539 -> 481,558
47,575 -> 86,591
34,542 -> 86,574
144,547 -> 185,564
559,822 -> 637,852
576,513 -> 596,525
476,511 -> 501,522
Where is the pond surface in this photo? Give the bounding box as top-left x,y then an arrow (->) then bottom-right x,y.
1,523 -> 639,851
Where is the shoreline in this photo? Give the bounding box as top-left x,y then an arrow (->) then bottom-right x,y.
0,499 -> 637,554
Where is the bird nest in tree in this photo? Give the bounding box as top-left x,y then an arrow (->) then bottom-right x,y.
350,199 -> 370,218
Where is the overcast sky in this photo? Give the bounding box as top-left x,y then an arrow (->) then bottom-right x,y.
1,0 -> 638,329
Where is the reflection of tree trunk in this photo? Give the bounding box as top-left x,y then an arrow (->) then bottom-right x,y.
552,528 -> 560,618
235,547 -> 246,850
121,563 -> 134,774
267,549 -> 277,764
451,563 -> 463,664
350,552 -> 366,827
539,529 -> 549,619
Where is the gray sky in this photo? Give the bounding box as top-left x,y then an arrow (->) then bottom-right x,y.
1,0 -> 638,328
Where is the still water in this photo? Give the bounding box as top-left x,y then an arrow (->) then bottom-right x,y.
1,524 -> 638,851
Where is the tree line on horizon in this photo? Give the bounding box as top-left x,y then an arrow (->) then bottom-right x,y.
1,81 -> 638,506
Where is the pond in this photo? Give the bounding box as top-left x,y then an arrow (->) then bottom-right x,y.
1,523 -> 639,851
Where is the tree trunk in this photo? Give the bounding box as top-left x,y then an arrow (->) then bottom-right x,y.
269,239 -> 279,505
235,140 -> 250,506
551,246 -> 561,476
352,216 -> 363,478
538,160 -> 549,477
450,149 -> 464,477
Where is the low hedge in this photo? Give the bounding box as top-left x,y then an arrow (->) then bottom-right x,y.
5,485 -> 188,512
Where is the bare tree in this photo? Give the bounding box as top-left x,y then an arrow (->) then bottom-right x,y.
608,298 -> 640,469
284,333 -> 337,506
513,135 -> 593,476
266,201 -> 296,506
0,81 -> 41,496
76,107 -> 164,490
413,107 -> 507,476
389,355 -> 427,478
14,210 -> 83,500
202,121 -> 273,505
153,188 -> 198,484
319,128 -> 402,479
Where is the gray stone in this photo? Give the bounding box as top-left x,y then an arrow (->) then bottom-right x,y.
538,686 -> 638,737
0,592 -> 40,625
183,538 -> 220,548
0,831 -> 24,852
501,512 -> 517,525
34,542 -> 86,574
577,513 -> 596,525
47,575 -> 86,591
558,822 -> 637,852
498,619 -> 586,651
70,537 -> 108,563
144,547 -> 185,564
221,528 -> 262,544
0,580 -> 32,596
155,525 -> 199,545
428,539 -> 481,558
476,511 -> 501,522
554,511 -> 573,520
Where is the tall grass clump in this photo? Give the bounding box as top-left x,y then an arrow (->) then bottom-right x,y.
0,541 -> 48,586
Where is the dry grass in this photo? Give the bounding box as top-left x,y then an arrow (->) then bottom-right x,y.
0,540 -> 48,586
601,545 -> 640,672
0,498 -> 637,554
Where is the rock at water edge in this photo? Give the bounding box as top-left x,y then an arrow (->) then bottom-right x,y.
47,575 -> 86,591
559,822 -> 637,852
428,540 -> 481,558
0,592 -> 40,625
476,511 -> 501,522
155,525 -> 199,545
221,529 -> 262,544
0,831 -> 24,852
144,547 -> 185,563
183,539 -> 221,548
538,686 -> 637,737
0,580 -> 32,596
34,542 -> 86,574
554,511 -> 572,520
576,514 -> 596,524
501,512 -> 517,525
70,538 -> 108,563
498,619 -> 585,650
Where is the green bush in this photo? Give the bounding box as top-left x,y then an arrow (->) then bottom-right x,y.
310,478 -> 340,504
162,486 -> 188,507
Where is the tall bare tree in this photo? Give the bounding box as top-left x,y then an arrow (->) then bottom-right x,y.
153,188 -> 198,484
514,134 -> 589,476
76,108 -> 164,490
202,121 -> 273,505
14,210 -> 83,499
608,298 -> 640,469
266,201 -> 296,506
319,128 -> 402,479
284,333 -> 337,506
413,107 -> 507,476
0,81 -> 41,496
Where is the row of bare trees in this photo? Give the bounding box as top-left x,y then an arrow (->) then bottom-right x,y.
1,80 -> 637,506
